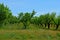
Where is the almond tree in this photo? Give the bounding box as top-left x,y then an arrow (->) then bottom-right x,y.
0,3 -> 11,26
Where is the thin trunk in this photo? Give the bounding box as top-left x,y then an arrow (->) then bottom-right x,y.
24,24 -> 26,29
23,22 -> 27,29
56,24 -> 59,30
45,24 -> 46,28
40,24 -> 43,27
48,23 -> 50,29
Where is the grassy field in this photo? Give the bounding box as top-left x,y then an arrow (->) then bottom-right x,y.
0,29 -> 60,40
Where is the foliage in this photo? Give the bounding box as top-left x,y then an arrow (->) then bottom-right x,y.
0,3 -> 60,30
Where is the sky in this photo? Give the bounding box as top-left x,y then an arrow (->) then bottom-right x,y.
0,0 -> 60,16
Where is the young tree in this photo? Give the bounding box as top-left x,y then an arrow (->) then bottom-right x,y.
21,12 -> 31,29
54,16 -> 60,30
44,13 -> 51,29
0,3 -> 11,26
50,12 -> 60,30
18,10 -> 36,29
38,15 -> 45,27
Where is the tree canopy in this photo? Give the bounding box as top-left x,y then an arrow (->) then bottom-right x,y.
0,3 -> 60,30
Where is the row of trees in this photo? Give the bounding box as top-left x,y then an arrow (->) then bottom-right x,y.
31,13 -> 60,30
0,3 -> 60,30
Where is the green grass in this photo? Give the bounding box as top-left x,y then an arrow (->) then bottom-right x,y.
0,29 -> 60,40
0,23 -> 60,40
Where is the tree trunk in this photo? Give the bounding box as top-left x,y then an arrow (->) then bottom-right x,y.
56,24 -> 59,30
24,24 -> 26,29
40,24 -> 43,27
45,24 -> 46,28
23,22 -> 27,29
48,23 -> 50,29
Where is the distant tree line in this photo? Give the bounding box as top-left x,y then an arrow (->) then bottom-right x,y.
0,3 -> 60,30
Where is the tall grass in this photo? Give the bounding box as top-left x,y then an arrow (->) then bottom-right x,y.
0,29 -> 60,40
